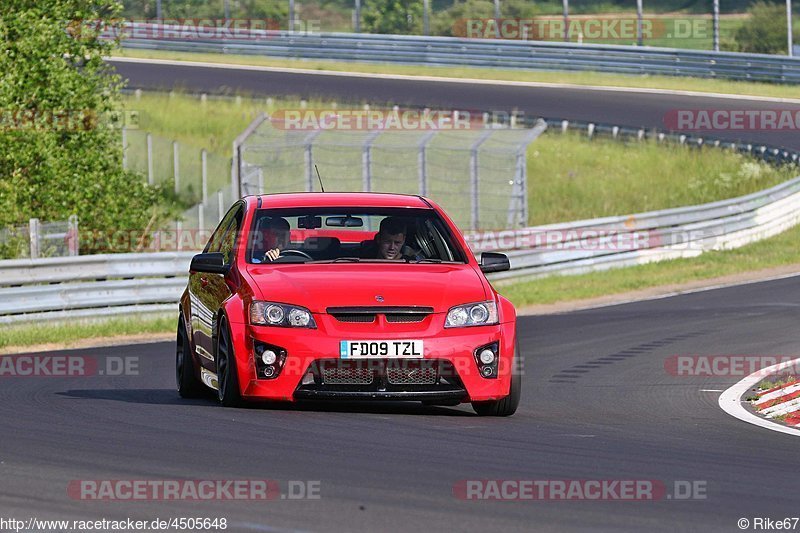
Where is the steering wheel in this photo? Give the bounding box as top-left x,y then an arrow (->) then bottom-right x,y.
279,249 -> 314,260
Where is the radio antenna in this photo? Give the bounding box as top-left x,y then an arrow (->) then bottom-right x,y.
315,164 -> 325,192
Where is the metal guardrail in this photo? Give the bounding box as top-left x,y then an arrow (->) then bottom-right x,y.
119,24 -> 800,83
2,170 -> 800,323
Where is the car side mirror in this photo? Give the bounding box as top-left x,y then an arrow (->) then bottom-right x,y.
480,252 -> 510,273
190,252 -> 228,274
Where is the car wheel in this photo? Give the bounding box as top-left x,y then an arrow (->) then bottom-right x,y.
176,314 -> 204,398
472,347 -> 522,417
216,316 -> 243,407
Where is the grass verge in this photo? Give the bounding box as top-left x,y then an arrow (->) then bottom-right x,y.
114,49 -> 800,101
499,222 -> 800,308
0,315 -> 174,351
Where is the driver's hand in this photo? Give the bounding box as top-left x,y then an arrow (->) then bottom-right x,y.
264,248 -> 280,262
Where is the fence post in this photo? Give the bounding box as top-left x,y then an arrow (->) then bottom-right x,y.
418,131 -> 436,197
201,149 -> 208,204
362,130 -> 381,192
198,203 -> 205,232
29,218 -> 40,259
470,131 -> 493,231
122,127 -> 128,170
303,129 -> 324,192
173,140 -> 180,195
67,215 -> 79,256
217,190 -> 224,223
146,133 -> 154,185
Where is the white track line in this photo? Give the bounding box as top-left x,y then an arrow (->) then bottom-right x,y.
108,56 -> 800,104
718,357 -> 800,437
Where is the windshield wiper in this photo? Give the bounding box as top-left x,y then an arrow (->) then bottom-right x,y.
330,257 -> 361,262
412,258 -> 442,264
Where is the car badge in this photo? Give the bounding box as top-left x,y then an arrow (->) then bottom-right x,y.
375,295 -> 384,302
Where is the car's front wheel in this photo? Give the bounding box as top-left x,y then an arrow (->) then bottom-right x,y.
176,314 -> 204,398
216,316 -> 243,407
472,348 -> 521,417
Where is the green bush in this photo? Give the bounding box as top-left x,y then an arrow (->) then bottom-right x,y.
732,1 -> 798,54
0,0 -> 182,257
363,0 -> 424,34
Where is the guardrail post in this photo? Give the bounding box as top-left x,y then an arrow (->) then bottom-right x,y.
29,218 -> 40,259
146,133 -> 153,185
173,140 -> 180,195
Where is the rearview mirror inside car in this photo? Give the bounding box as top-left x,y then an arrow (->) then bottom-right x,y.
326,215 -> 364,227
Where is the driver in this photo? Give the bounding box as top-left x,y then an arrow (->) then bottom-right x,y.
261,217 -> 290,262
376,217 -> 408,261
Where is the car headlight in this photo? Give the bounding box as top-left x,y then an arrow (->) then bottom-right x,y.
250,301 -> 317,328
445,301 -> 498,328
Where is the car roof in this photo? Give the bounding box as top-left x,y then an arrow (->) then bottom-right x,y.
252,192 -> 432,209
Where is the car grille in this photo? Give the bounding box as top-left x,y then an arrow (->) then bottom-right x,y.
322,366 -> 374,385
327,306 -> 433,324
331,313 -> 376,323
386,365 -> 437,385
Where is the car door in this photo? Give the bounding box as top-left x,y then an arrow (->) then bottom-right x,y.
189,203 -> 244,370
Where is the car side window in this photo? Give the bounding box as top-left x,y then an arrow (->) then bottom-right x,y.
205,203 -> 243,256
218,207 -> 244,265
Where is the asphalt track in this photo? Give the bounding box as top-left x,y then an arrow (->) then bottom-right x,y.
110,59 -> 800,150
2,276 -> 800,532
2,62 -> 799,532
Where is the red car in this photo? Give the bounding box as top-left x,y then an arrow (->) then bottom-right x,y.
177,193 -> 520,416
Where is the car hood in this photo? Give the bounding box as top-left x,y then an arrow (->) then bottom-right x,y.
245,263 -> 487,313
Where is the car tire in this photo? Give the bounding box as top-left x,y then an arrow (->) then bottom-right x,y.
471,347 -> 522,417
176,314 -> 204,398
216,316 -> 243,407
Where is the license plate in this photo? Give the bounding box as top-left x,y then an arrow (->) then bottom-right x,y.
340,340 -> 424,359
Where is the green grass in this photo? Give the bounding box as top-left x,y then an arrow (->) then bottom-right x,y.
124,92 -> 798,226
498,221 -> 800,308
0,315 -> 174,350
114,48 -> 800,101
527,133 -> 796,224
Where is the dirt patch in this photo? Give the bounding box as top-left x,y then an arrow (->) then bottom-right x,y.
517,263 -> 800,316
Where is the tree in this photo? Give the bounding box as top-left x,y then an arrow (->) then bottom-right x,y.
363,0 -> 424,35
0,0 -> 180,256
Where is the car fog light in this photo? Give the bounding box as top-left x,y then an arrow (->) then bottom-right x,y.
479,349 -> 496,365
481,366 -> 494,377
261,350 -> 277,365
263,366 -> 276,378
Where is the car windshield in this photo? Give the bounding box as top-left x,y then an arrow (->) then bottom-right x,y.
246,207 -> 467,264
